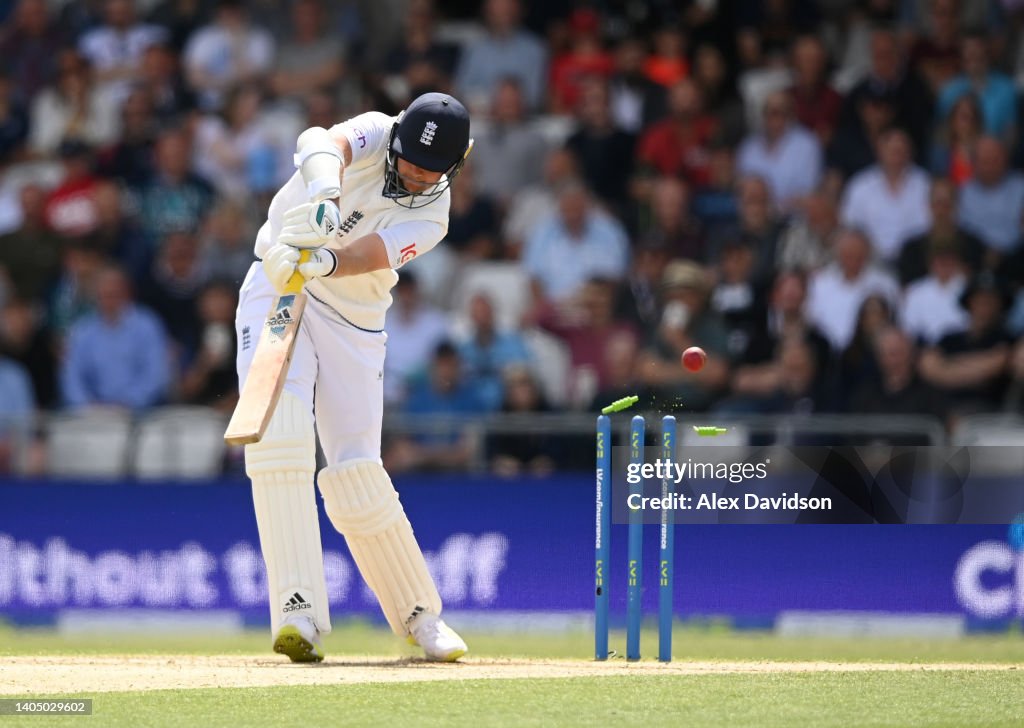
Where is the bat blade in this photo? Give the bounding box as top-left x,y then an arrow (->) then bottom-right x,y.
224,292 -> 308,446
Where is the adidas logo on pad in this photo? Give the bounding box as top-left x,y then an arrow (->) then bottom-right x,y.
283,592 -> 311,613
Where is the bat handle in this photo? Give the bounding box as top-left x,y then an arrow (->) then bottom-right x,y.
284,250 -> 312,294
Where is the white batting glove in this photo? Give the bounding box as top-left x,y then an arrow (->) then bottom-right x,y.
278,200 -> 341,249
261,243 -> 302,294
298,247 -> 338,281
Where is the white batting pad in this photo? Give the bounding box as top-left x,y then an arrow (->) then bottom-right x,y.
318,460 -> 442,636
246,390 -> 331,636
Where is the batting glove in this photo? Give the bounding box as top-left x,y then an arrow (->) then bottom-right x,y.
278,200 -> 342,248
298,247 -> 339,281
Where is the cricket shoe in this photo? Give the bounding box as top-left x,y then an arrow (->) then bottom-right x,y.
408,613 -> 468,662
273,615 -> 324,663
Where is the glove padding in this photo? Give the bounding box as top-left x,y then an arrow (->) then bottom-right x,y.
278,200 -> 342,249
299,248 -> 338,280
262,244 -> 337,294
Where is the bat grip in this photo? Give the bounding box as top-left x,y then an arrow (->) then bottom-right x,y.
284,249 -> 312,294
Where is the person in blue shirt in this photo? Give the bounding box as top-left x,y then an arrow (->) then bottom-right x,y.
456,293 -> 531,411
938,34 -> 1017,140
60,266 -> 171,410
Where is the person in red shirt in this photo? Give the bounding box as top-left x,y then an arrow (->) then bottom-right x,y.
635,78 -> 716,186
643,26 -> 689,88
44,139 -> 107,239
547,9 -> 614,114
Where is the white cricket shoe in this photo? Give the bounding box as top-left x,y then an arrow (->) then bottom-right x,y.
408,613 -> 468,662
273,615 -> 324,663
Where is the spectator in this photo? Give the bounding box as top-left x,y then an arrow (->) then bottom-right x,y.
547,8 -> 614,114
607,35 -> 666,134
938,34 -> 1016,141
0,299 -> 56,408
718,333 -> 822,415
78,0 -> 167,105
0,185 -> 62,301
96,89 -> 158,186
537,278 -> 638,408
383,0 -> 459,90
183,0 -> 275,111
638,261 -> 731,411
199,200 -> 260,284
737,90 -> 823,211
827,85 -> 897,181
131,126 -> 214,249
806,228 -> 900,350
919,271 -> 1014,416
488,365 -> 555,477
139,43 -> 197,121
523,180 -> 629,305
901,243 -> 970,345
60,265 -> 170,410
28,50 -> 120,155
709,176 -> 783,285
454,0 -> 547,112
0,0 -> 65,104
789,34 -> 843,146
47,240 -> 104,336
776,190 -> 839,272
178,281 -> 237,409
691,143 -> 739,228
616,238 -> 673,330
269,0 -> 345,103
565,77 -> 636,209
636,176 -> 704,261
455,293 -> 531,411
0,72 -> 29,163
929,92 -> 982,185
840,128 -> 932,262
710,237 -> 767,360
0,346 -> 35,471
853,327 -> 942,416
909,0 -> 963,94
690,43 -> 745,146
898,178 -> 984,285
138,231 -> 210,362
957,136 -> 1024,259
502,147 -> 577,256
643,25 -> 689,88
382,272 -> 449,405
472,78 -> 548,207
445,162 -> 500,260
148,0 -> 212,52
44,140 -> 110,240
635,78 -> 714,189
837,294 -> 896,407
839,26 -> 933,159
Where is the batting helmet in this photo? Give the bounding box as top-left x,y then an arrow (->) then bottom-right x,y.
383,93 -> 473,209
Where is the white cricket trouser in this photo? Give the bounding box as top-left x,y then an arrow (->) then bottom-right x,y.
235,263 -> 387,463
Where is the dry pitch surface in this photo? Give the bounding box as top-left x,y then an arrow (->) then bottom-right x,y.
3,653 -> 1019,694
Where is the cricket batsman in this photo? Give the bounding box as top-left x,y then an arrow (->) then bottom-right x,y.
235,93 -> 473,662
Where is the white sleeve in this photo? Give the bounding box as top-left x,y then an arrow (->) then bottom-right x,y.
330,112 -> 394,169
377,219 -> 447,269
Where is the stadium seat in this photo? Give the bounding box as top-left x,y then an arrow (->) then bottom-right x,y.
132,407 -> 230,480
951,414 -> 1024,474
46,410 -> 134,479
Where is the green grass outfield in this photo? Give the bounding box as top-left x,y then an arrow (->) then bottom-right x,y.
2,623 -> 1024,728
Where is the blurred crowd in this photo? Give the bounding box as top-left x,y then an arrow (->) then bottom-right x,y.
3,0 -> 1024,473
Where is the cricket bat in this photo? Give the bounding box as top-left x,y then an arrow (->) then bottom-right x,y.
224,252 -> 310,446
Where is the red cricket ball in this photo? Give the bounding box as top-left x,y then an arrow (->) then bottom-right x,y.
682,346 -> 707,372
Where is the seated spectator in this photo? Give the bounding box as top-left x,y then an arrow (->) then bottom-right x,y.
643,25 -> 689,88
691,143 -> 739,228
0,348 -> 35,472
488,365 -> 556,477
139,43 -> 197,121
0,72 -> 29,163
383,0 -> 459,91
78,0 -> 167,105
806,228 -> 900,350
837,294 -> 896,407
708,176 -> 783,284
386,342 -> 488,473
938,34 -> 1016,141
853,327 -> 942,416
607,35 -> 666,134
909,0 -> 962,94
28,50 -> 120,156
472,78 -> 548,208
538,278 -> 638,408
616,238 -> 672,330
637,261 -> 731,411
44,140 -> 110,240
269,0 -> 345,103
840,128 -> 931,262
178,281 -> 238,410
547,9 -> 613,114
0,299 -> 55,408
789,34 -> 843,146
565,77 -> 636,210
199,200 -> 259,284
47,239 -> 104,336
635,79 -> 715,189
455,293 -> 531,411
139,231 -> 210,363
717,333 -> 822,415
0,185 -> 62,301
691,43 -> 745,146
901,244 -> 970,345
524,180 -> 629,305
148,0 -> 212,53
737,90 -> 822,211
454,0 -> 546,112
898,178 -> 984,285
775,190 -> 839,272
929,93 -> 982,185
636,176 -> 704,261
0,0 -> 65,104
96,89 -> 158,186
60,266 -> 170,410
709,237 -> 767,360
183,0 -> 274,111
382,272 -> 449,405
502,147 -> 577,256
957,136 -> 1024,260
827,85 -> 896,181
919,271 -> 1014,417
